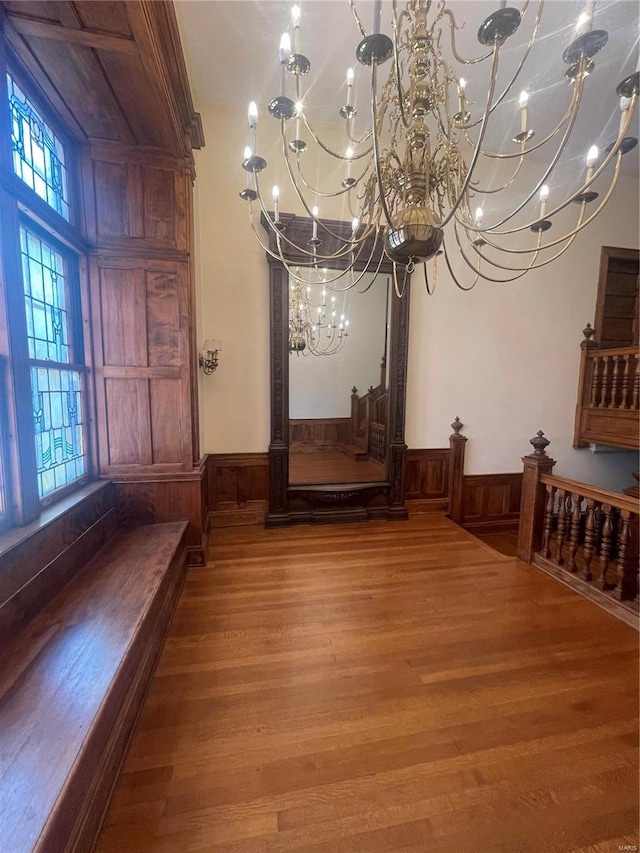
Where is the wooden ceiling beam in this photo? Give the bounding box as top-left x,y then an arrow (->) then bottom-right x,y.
6,14 -> 138,54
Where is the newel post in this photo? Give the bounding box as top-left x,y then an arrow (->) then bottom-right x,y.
573,323 -> 597,448
448,417 -> 467,525
517,431 -> 556,563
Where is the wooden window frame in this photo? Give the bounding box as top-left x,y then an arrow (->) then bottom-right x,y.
0,49 -> 93,529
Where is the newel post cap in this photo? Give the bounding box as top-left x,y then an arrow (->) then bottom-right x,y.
450,416 -> 467,440
527,430 -> 551,458
581,323 -> 597,349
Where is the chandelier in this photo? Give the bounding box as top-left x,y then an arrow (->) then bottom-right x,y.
240,0 -> 639,294
288,269 -> 350,354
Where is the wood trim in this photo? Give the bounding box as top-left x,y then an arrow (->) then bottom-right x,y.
6,14 -> 139,54
539,473 -> 640,514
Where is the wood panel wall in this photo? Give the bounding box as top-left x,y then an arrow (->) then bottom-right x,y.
84,145 -> 206,561
459,473 -> 523,533
206,454 -> 269,528
289,418 -> 351,448
404,448 -> 451,513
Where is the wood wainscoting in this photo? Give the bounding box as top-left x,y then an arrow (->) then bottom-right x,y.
460,472 -> 523,533
290,418 -> 351,448
404,448 -> 451,513
206,453 -> 269,528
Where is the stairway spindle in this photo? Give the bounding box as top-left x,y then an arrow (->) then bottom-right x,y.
598,356 -> 610,408
566,493 -> 581,573
541,485 -> 555,559
614,510 -> 635,601
589,356 -> 601,407
580,498 -> 597,581
599,504 -> 614,589
632,354 -> 639,410
555,489 -> 568,565
619,354 -> 631,409
608,356 -> 620,408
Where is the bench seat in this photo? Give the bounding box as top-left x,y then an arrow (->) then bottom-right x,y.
0,521 -> 188,853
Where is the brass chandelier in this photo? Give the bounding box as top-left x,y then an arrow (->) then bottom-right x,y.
240,0 -> 639,294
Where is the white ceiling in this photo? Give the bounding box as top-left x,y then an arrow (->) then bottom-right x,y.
175,0 -> 640,179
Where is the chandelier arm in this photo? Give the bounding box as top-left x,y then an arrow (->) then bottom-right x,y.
279,124 -> 378,246
468,74 -> 582,160
463,0 -> 543,131
281,228 -> 383,291
348,0 -> 367,38
391,0 -> 413,130
392,262 -> 410,298
371,61 -> 399,230
423,259 -> 436,296
292,153 -> 372,198
438,42 -> 501,229
476,154 -> 623,255
483,95 -> 634,235
469,153 -> 526,195
456,215 -> 579,273
302,114 -> 374,160
451,226 -> 542,284
249,194 -> 373,268
442,239 -> 480,290
440,8 -> 492,65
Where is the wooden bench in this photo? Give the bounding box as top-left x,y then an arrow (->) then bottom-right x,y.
0,520 -> 188,853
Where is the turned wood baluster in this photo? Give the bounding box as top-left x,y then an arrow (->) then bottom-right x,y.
619,354 -> 631,409
614,510 -> 635,601
598,356 -> 610,407
566,493 -> 582,573
540,484 -> 555,559
632,354 -> 640,410
608,356 -> 620,408
580,498 -> 597,581
555,489 -> 568,565
599,504 -> 614,589
589,355 -> 601,407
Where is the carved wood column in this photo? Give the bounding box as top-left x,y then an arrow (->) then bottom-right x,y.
448,417 -> 467,525
517,431 -> 557,562
266,260 -> 290,527
386,278 -> 410,519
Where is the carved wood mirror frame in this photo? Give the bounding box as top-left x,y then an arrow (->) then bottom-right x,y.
263,213 -> 410,527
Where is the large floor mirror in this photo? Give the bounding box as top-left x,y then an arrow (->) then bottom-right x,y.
263,213 -> 410,526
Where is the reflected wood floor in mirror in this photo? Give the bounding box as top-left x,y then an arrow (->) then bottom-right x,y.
289,449 -> 385,484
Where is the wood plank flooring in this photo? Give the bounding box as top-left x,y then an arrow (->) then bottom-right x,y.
95,515 -> 639,853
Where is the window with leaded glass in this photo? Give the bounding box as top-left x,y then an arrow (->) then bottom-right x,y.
20,225 -> 86,500
7,72 -> 70,221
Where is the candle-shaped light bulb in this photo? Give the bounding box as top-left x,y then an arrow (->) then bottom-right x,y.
291,5 -> 301,53
519,90 -> 529,134
346,67 -> 354,108
279,33 -> 291,63
248,101 -> 258,128
458,77 -> 466,114
272,185 -> 280,223
539,184 -> 549,218
294,100 -> 303,142
345,145 -> 354,179
475,206 -> 483,226
312,205 -> 318,239
351,217 -> 359,237
243,146 -> 252,161
586,144 -> 598,181
619,96 -> 632,134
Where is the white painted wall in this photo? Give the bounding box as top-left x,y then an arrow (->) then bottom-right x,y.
194,100 -> 639,491
289,273 -> 388,419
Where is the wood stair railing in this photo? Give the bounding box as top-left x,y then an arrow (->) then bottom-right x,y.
574,324 -> 639,450
517,431 -> 639,628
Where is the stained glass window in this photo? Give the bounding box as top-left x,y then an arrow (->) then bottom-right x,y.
20,227 -> 70,363
7,72 -> 70,221
31,367 -> 85,499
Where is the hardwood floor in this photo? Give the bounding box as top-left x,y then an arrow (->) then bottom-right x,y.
289,449 -> 385,484
95,515 -> 639,853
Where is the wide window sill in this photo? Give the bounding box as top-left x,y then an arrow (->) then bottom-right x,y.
0,480 -> 111,563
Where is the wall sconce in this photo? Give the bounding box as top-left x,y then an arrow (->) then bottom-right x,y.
199,339 -> 221,374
